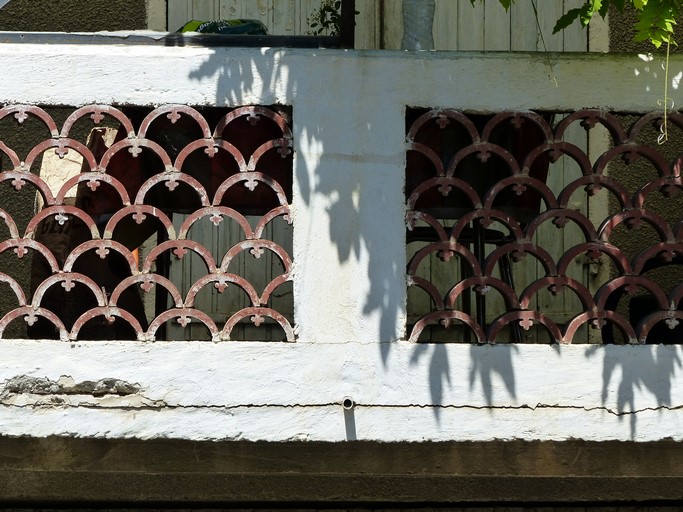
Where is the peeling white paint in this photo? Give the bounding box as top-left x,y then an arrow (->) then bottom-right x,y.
0,341 -> 682,441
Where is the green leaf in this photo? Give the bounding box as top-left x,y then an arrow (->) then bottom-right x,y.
591,0 -> 603,15
579,3 -> 594,25
553,7 -> 582,33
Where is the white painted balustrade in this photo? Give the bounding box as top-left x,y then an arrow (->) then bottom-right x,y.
0,41 -> 682,442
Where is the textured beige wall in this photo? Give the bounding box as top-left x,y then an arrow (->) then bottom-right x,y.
609,5 -> 683,54
0,0 -> 148,32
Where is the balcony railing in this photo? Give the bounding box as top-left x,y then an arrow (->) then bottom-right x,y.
0,104 -> 294,341
2,39 -> 683,448
406,108 -> 683,343
0,42 -> 682,344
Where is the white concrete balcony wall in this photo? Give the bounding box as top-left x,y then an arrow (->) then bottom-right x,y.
0,42 -> 682,442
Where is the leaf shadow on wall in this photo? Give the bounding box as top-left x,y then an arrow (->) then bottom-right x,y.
586,344 -> 682,439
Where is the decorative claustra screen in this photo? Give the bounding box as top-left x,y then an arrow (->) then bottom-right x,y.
0,104 -> 294,342
405,108 -> 683,344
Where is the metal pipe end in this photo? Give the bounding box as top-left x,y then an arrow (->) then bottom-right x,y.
342,396 -> 355,410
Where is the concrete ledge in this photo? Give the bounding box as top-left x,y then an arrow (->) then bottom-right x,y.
1,437 -> 683,504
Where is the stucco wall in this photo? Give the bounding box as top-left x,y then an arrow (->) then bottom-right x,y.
0,44 -> 682,443
0,0 -> 148,32
609,4 -> 683,54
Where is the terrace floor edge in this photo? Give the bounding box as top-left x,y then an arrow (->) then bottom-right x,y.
0,437 -> 682,504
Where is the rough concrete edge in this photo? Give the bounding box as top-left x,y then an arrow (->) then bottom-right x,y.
1,438 -> 683,504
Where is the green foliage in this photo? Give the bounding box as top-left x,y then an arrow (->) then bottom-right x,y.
473,0 -> 682,48
310,0 -> 681,47
306,0 -> 359,36
307,0 -> 343,36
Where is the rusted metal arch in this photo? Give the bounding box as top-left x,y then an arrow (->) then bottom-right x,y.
518,276 -> 597,312
63,239 -> 139,275
406,143 -> 446,176
406,177 -> 482,211
219,239 -> 293,274
185,273 -> 260,309
598,209 -> 675,243
212,171 -> 289,208
177,206 -> 254,240
0,208 -> 19,239
446,143 -> 521,178
628,110 -> 683,140
70,306 -> 145,342
0,141 -> 20,169
138,105 -> 213,140
142,239 -> 218,274
0,272 -> 27,307
632,175 -> 683,207
445,276 -> 521,311
213,106 -> 293,140
222,307 -> 295,342
407,241 -> 481,276
409,310 -> 486,343
481,111 -> 554,143
134,171 -> 211,207
447,209 -> 524,242
24,205 -> 100,240
483,243 -> 557,277
55,172 -> 132,207
406,211 -> 450,241
111,273 -> 183,309
0,104 -> 59,137
488,311 -> 564,344
554,109 -> 628,144
102,205 -> 176,241
0,171 -> 56,206
31,272 -> 108,309
252,205 -> 292,239
0,307 -> 68,341
523,209 -> 598,243
406,275 -> 446,313
60,105 -> 136,139
556,173 -> 631,210
0,239 -> 59,272
23,137 -> 98,174
406,109 -> 480,143
147,308 -> 220,342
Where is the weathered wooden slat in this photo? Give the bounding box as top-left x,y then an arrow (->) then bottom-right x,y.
457,0 -> 485,50
272,0 -> 297,35
563,0 -> 589,51
433,0 -> 458,50
192,0 -> 220,22
168,0 -> 193,32
354,0 -> 379,50
218,0 -> 243,20
510,0 -> 538,51
484,0 -> 511,51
